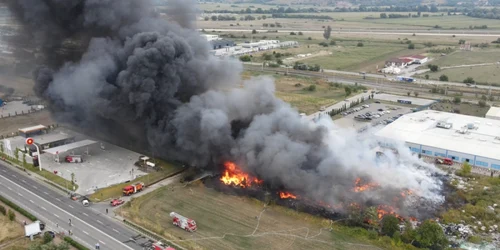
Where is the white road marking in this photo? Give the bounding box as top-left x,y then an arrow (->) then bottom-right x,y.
11,175 -> 16,178
21,180 -> 26,183
33,186 -> 37,189
82,230 -> 89,235
54,214 -> 59,218
43,192 -> 48,195
68,205 -> 74,208
7,187 -> 12,190
17,193 -> 23,197
82,213 -> 89,216
112,228 -> 119,233
1,169 -> 6,172
41,206 -> 47,211
0,174 -> 135,250
99,240 -> 106,245
97,220 -> 104,225
56,198 -> 61,202
29,200 -> 34,203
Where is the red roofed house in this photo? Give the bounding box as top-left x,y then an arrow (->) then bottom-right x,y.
401,55 -> 428,64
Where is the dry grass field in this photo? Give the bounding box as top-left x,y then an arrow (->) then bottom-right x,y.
118,182 -> 382,250
0,215 -> 24,246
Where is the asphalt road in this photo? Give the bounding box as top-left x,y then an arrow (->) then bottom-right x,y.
0,162 -> 144,250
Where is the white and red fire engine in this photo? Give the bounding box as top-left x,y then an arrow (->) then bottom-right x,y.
169,212 -> 197,232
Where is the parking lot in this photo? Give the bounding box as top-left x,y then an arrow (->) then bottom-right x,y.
333,102 -> 413,130
3,127 -> 144,195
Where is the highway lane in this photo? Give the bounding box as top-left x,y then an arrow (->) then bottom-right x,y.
0,162 -> 143,250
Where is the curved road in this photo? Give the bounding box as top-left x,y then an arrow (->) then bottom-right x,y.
0,162 -> 146,250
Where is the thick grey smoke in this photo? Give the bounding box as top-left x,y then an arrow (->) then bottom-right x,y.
6,0 -> 444,216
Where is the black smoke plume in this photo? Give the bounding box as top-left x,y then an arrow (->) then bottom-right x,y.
5,0 -> 444,216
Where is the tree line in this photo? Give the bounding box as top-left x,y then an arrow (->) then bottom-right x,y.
202,5 -> 442,14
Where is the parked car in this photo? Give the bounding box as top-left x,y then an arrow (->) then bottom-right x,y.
375,101 -> 381,103
377,108 -> 384,111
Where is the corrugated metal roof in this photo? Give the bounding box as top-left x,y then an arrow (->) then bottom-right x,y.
43,139 -> 97,155
376,110 -> 500,161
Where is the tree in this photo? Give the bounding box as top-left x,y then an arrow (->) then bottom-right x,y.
262,53 -> 272,61
323,25 -> 332,40
14,148 -> 19,162
481,94 -> 487,101
0,142 -> 3,154
415,220 -> 447,249
381,215 -> 400,237
204,16 -> 209,21
43,231 -> 54,244
453,96 -> 461,104
22,153 -> 26,167
357,42 -> 364,47
414,92 -> 419,97
479,100 -> 487,107
0,205 -> 5,215
7,209 -> 15,221
425,74 -> 429,80
463,77 -> 475,84
262,15 -> 266,20
380,13 -> 387,18
277,59 -> 283,65
71,172 -> 75,184
298,31 -> 303,35
408,43 -> 415,49
252,29 -> 257,34
439,75 -> 449,81
428,64 -> 439,72
459,39 -> 466,44
344,86 -> 352,97
407,92 -> 411,96
211,15 -> 217,21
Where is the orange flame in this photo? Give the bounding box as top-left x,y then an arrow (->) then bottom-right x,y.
377,205 -> 403,220
220,162 -> 262,188
400,189 -> 413,197
279,191 -> 297,199
354,178 -> 379,192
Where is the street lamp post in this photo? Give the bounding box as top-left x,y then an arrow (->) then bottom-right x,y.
25,138 -> 42,171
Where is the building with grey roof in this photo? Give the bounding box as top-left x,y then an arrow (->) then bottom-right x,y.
376,110 -> 500,170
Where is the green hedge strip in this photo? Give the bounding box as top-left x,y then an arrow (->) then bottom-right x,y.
0,194 -> 37,221
63,236 -> 90,250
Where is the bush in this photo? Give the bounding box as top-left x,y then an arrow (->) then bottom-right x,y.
289,32 -> 296,35
318,42 -> 329,47
8,210 -> 15,221
439,74 -> 449,81
329,40 -> 336,45
0,195 -> 37,221
479,100 -> 487,107
453,96 -> 461,104
408,43 -> 415,49
307,37 -> 312,40
415,220 -> 448,249
305,85 -> 316,91
381,215 -> 400,237
43,231 -> 54,244
428,64 -> 438,72
64,237 -> 89,250
298,31 -> 303,35
251,29 -> 257,34
457,162 -> 472,177
0,205 -> 5,215
357,42 -> 364,47
239,55 -> 251,62
463,77 -> 475,84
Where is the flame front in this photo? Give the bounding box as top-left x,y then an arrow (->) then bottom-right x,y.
353,178 -> 380,192
279,191 -> 297,199
220,162 -> 262,188
377,205 -> 403,220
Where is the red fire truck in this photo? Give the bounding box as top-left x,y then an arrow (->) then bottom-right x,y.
170,212 -> 197,232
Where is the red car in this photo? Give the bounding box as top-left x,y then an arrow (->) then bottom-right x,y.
110,199 -> 125,207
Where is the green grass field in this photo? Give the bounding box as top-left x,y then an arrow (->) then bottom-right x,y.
299,42 -> 407,71
242,71 -> 359,114
428,49 -> 500,67
418,64 -> 500,85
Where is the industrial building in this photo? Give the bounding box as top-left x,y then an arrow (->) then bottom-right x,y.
376,110 -> 500,170
485,106 -> 500,120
